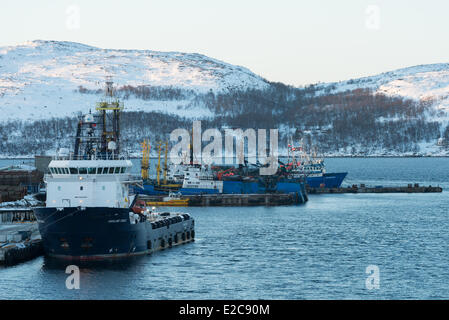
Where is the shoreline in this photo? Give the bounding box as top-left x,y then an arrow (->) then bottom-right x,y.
1,155 -> 449,160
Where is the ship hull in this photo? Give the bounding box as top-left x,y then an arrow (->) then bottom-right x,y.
138,180 -> 308,202
33,207 -> 194,260
306,172 -> 347,188
136,184 -> 220,195
178,188 -> 220,195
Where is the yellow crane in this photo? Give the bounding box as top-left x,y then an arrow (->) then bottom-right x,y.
163,141 -> 169,185
156,142 -> 162,185
141,139 -> 150,181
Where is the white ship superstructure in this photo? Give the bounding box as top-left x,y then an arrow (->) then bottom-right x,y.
46,159 -> 135,208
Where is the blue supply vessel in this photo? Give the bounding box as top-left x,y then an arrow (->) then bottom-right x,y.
34,81 -> 195,260
284,140 -> 347,189
136,163 -> 308,204
305,172 -> 347,188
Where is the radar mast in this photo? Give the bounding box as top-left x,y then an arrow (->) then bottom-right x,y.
96,77 -> 124,159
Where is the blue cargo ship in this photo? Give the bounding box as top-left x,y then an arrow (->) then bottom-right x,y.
136,163 -> 308,204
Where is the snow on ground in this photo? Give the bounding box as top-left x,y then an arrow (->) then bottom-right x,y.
0,194 -> 42,208
312,63 -> 449,139
2,40 -> 449,156
0,164 -> 36,171
314,63 -> 449,114
0,40 -> 269,121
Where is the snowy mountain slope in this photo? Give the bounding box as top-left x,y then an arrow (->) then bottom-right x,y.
315,63 -> 449,113
0,40 -> 269,121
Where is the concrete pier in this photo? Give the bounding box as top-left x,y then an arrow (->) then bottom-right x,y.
0,208 -> 36,223
0,211 -> 43,266
140,193 -> 306,206
307,184 -> 443,194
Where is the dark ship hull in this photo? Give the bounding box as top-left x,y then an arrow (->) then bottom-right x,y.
34,207 -> 195,260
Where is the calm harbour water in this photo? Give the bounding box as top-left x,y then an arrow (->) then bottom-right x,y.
0,157 -> 448,299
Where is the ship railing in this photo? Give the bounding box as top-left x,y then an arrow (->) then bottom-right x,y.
52,152 -> 131,161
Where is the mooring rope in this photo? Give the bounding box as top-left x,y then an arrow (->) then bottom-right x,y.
39,209 -> 82,230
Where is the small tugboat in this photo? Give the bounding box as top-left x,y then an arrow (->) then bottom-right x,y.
145,192 -> 189,207
33,80 -> 195,260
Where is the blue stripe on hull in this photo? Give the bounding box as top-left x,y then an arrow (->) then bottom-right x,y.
135,185 -> 221,196
178,188 -> 220,195
306,172 -> 347,188
222,181 -> 264,194
134,185 -> 171,195
138,179 -> 309,203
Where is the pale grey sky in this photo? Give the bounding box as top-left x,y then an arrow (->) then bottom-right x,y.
1,0 -> 449,86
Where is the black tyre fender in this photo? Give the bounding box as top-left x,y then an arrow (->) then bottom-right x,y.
4,250 -> 14,265
14,248 -> 20,261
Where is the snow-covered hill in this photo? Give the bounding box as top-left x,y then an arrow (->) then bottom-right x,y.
316,63 -> 449,114
2,40 -> 449,123
1,40 -> 449,157
0,40 -> 269,121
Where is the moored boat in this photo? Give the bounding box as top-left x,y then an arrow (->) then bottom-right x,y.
33,80 -> 195,260
285,140 -> 347,188
145,192 -> 190,207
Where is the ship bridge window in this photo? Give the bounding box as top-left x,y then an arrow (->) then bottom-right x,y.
120,167 -> 126,174
56,168 -> 62,174
64,168 -> 69,174
114,167 -> 120,174
49,167 -> 55,174
99,167 -> 106,174
108,167 -> 114,174
79,168 -> 87,174
70,168 -> 78,174
88,168 -> 96,175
